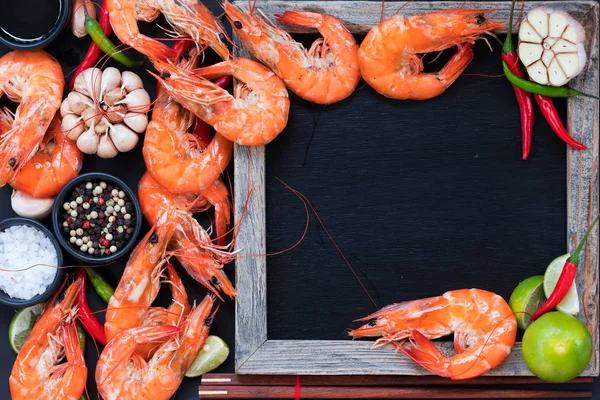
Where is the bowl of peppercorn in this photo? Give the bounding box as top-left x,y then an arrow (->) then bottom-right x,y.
52,172 -> 142,264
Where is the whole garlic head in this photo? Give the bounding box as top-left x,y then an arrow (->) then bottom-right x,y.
518,7 -> 587,86
60,67 -> 150,158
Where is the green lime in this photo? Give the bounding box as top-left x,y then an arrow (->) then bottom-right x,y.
185,335 -> 229,378
544,254 -> 579,315
509,275 -> 545,330
522,311 -> 592,382
9,303 -> 46,354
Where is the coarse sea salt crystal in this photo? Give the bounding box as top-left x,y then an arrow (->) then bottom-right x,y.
0,225 -> 58,300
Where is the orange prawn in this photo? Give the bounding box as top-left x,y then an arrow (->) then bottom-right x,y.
139,172 -> 236,300
0,50 -> 64,185
9,280 -> 87,400
152,56 -> 290,146
350,289 -> 517,379
8,116 -> 83,198
225,2 -> 360,104
358,9 -> 503,100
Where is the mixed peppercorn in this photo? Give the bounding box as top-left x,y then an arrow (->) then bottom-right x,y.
61,180 -> 136,257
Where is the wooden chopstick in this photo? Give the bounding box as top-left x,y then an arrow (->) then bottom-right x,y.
198,386 -> 592,399
201,373 -> 594,386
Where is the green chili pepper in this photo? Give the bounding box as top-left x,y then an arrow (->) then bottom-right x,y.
77,322 -> 86,353
502,61 -> 599,99
83,0 -> 143,68
84,268 -> 115,304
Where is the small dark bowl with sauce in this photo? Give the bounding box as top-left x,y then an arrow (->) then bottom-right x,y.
0,0 -> 71,50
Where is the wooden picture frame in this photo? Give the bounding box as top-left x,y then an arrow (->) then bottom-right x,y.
232,0 -> 600,376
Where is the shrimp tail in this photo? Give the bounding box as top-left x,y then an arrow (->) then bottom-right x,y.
439,42 -> 474,88
393,330 -> 451,378
194,60 -> 234,79
274,10 -> 324,27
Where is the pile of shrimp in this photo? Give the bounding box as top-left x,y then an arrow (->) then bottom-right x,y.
3,1 -> 510,397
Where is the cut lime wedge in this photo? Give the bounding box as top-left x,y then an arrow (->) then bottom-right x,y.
509,275 -> 545,330
9,303 -> 46,354
185,335 -> 229,378
544,253 -> 580,315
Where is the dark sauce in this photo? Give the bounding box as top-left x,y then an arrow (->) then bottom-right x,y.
0,0 -> 61,42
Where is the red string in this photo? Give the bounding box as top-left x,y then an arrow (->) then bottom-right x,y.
294,375 -> 301,400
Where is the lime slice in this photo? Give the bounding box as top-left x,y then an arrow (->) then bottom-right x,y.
544,253 -> 580,315
509,275 -> 546,330
185,335 -> 229,378
9,303 -> 46,354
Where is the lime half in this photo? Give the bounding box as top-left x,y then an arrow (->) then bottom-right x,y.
185,335 -> 229,378
544,254 -> 580,315
509,275 -> 545,330
9,303 -> 46,354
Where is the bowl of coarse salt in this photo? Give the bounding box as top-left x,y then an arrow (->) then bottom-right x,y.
0,218 -> 64,307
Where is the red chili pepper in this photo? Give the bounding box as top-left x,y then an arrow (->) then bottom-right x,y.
75,268 -> 108,345
70,0 -> 112,90
502,0 -> 534,160
530,215 -> 599,321
533,94 -> 587,150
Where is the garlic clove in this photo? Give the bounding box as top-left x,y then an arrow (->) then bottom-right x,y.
548,12 -> 570,38
518,7 -> 586,86
115,88 -> 151,114
97,133 -> 120,158
526,8 -> 550,38
108,123 -> 139,152
526,60 -> 549,85
104,87 -> 124,107
60,98 -> 74,117
95,117 -> 109,134
71,0 -> 96,38
77,124 -> 100,154
81,107 -> 101,128
62,114 -> 85,140
101,67 -> 122,101
518,42 -> 543,67
67,91 -> 95,115
75,67 -> 103,101
11,190 -> 55,220
519,20 -> 543,44
106,105 -> 127,123
121,71 -> 144,93
547,58 -> 568,86
123,112 -> 148,133
552,38 -> 578,54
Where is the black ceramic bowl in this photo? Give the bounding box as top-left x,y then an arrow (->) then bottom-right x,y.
52,172 -> 142,265
0,218 -> 65,308
0,0 -> 71,50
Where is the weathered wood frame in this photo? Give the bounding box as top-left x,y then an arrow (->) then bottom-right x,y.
233,0 -> 600,376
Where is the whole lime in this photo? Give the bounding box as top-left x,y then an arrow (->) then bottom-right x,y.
509,275 -> 545,330
522,312 -> 592,382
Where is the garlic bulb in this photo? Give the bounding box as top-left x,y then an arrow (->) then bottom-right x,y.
518,7 -> 587,86
11,190 -> 55,220
60,67 -> 150,158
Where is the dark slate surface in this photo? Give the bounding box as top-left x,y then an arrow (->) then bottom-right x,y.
0,0 -> 597,399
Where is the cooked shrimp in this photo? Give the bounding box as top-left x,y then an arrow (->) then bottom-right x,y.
358,9 -> 503,100
97,295 -> 216,400
350,289 -> 517,379
106,0 -> 230,61
225,2 -> 360,104
104,211 -> 191,351
8,116 -> 83,198
0,50 -> 64,185
10,280 -> 87,400
139,172 -> 236,300
152,57 -> 290,146
143,88 -> 233,193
